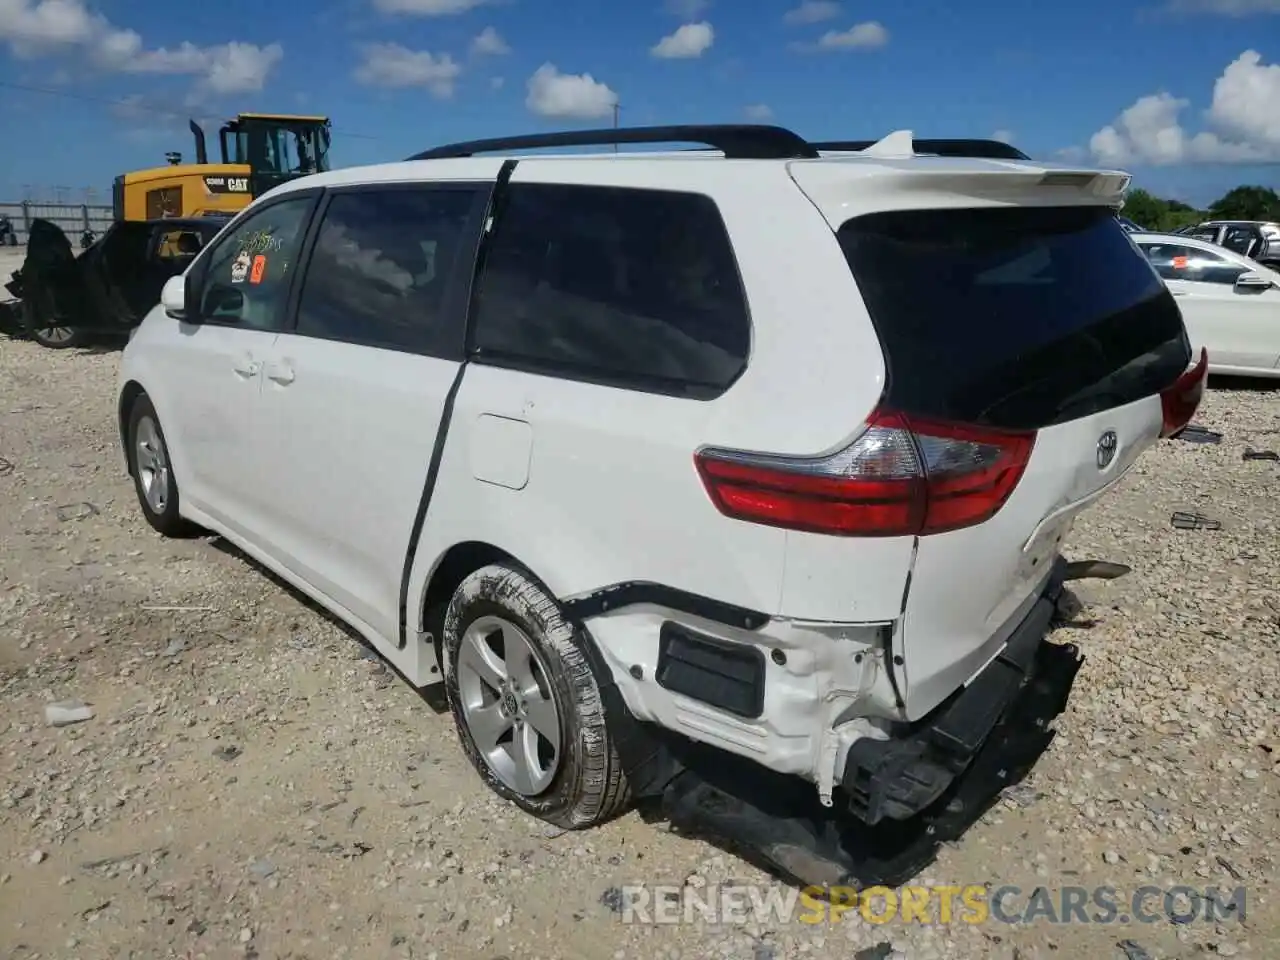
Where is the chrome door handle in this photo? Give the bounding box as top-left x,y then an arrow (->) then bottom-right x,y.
265,361 -> 295,385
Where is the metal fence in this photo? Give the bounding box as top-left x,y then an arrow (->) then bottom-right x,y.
0,202 -> 115,246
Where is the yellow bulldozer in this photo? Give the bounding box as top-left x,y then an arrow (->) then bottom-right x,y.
111,113 -> 332,223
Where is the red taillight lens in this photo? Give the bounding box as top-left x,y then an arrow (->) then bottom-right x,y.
1160,347 -> 1208,438
694,410 -> 1035,538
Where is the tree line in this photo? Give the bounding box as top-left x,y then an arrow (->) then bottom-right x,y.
1121,185 -> 1280,233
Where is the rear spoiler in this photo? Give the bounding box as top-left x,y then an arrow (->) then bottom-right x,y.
787,159 -> 1133,225
812,138 -> 1031,161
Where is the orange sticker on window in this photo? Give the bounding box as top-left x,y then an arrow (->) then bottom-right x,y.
250,255 -> 267,284
1172,255 -> 1188,270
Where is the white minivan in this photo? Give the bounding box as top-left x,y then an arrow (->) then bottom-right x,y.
111,124 -> 1205,880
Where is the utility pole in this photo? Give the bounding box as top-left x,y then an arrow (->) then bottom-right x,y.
612,102 -> 620,153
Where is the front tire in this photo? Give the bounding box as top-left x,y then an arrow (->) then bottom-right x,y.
126,394 -> 194,537
23,300 -> 85,349
443,564 -> 630,828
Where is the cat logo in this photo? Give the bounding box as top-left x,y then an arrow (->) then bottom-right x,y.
203,176 -> 251,194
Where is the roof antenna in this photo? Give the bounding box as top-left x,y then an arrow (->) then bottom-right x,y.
861,129 -> 915,158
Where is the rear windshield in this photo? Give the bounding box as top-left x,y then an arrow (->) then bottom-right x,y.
838,205 -> 1191,430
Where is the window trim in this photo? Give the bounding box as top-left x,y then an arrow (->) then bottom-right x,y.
466,181 -> 754,401
185,189 -> 324,331
282,180 -> 494,362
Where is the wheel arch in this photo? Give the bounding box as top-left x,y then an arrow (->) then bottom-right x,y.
418,540 -> 520,652
118,379 -> 147,473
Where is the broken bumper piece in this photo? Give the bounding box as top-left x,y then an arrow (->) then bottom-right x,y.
661,633 -> 1083,889
841,557 -> 1067,826
602,557 -> 1081,890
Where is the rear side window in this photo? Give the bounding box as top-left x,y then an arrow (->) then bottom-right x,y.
838,206 -> 1190,430
471,183 -> 750,398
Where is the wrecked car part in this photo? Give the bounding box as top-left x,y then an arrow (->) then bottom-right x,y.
1242,448 -> 1279,462
1172,424 -> 1222,444
659,638 -> 1083,890
6,217 -> 221,346
1171,511 -> 1220,531
1061,559 -> 1131,581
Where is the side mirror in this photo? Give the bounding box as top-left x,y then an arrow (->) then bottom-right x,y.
161,275 -> 187,319
1234,273 -> 1274,294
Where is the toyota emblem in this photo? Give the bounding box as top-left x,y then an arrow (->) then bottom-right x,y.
1096,430 -> 1118,469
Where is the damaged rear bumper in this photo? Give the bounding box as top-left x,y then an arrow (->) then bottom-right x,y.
583,559 -> 1079,887
841,556 -> 1067,825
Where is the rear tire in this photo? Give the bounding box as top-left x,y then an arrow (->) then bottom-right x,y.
442,563 -> 630,828
126,394 -> 194,537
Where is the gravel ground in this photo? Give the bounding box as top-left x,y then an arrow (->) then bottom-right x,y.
1,298 -> 1278,958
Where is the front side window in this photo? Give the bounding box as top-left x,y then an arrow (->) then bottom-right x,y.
471,183 -> 751,398
294,187 -> 485,356
196,196 -> 313,330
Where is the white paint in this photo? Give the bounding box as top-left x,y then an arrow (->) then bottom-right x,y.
1131,231 -> 1280,376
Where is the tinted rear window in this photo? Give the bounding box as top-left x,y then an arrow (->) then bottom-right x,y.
472,183 -> 751,398
838,205 -> 1191,430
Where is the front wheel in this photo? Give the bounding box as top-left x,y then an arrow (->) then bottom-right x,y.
126,394 -> 195,537
443,564 -> 630,829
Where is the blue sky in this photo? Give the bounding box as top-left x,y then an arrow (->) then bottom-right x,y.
0,0 -> 1277,207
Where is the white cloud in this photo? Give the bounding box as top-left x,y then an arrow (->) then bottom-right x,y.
1088,50 -> 1280,165
525,63 -> 617,119
783,1 -> 841,24
1164,0 -> 1280,14
1206,50 -> 1280,147
470,26 -> 509,56
992,129 -> 1015,143
744,103 -> 773,121
802,21 -> 889,51
490,76 -> 505,90
0,0 -> 283,93
651,22 -> 714,59
354,43 -> 461,97
664,0 -> 710,16
371,0 -> 490,14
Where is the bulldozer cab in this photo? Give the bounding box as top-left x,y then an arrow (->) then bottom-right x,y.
112,113 -> 332,222
216,114 -> 332,197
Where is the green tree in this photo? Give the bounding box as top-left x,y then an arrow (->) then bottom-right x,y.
1119,188 -> 1204,232
1208,185 -> 1280,221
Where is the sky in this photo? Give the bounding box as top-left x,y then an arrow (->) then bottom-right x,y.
0,0 -> 1277,207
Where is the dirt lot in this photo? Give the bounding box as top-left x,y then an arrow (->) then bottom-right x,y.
1,281 -> 1278,958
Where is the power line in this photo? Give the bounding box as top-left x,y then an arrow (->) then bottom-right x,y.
0,80 -> 384,141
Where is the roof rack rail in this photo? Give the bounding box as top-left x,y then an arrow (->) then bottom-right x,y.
812,138 -> 1030,160
407,124 -> 821,161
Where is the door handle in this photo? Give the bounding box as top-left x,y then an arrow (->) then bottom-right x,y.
232,354 -> 260,378
1170,291 -> 1187,297
265,360 -> 296,385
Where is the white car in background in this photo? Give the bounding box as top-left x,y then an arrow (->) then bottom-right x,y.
1130,231 -> 1280,378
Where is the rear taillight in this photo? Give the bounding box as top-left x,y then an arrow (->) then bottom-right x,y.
1160,347 -> 1208,438
694,409 -> 1035,538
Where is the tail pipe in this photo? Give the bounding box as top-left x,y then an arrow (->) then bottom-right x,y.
189,119 -> 208,166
